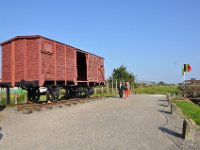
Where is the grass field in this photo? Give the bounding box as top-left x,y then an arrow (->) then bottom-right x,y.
173,100 -> 200,125
94,92 -> 117,97
135,86 -> 181,95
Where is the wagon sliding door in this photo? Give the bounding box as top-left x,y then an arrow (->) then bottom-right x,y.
40,41 -> 55,86
76,51 -> 87,81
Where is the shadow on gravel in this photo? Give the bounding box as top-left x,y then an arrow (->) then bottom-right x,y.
159,127 -> 182,139
158,99 -> 167,102
0,106 -> 6,112
158,110 -> 171,115
159,104 -> 169,107
113,96 -> 120,99
158,99 -> 168,102
0,127 -> 3,141
112,96 -> 126,99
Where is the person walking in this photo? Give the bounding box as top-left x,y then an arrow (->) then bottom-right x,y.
118,81 -> 124,99
124,81 -> 130,98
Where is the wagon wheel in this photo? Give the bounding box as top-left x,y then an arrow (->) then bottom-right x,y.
46,88 -> 60,102
86,87 -> 94,96
27,87 -> 40,102
79,87 -> 87,98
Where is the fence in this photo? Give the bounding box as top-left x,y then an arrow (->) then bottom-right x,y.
94,80 -> 135,95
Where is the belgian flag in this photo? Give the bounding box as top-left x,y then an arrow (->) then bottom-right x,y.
184,64 -> 192,72
182,67 -> 184,76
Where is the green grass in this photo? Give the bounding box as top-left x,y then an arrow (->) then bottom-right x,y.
173,100 -> 200,125
94,92 -> 117,97
135,86 -> 181,95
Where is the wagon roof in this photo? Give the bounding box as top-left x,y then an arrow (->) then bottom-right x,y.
0,35 -> 104,59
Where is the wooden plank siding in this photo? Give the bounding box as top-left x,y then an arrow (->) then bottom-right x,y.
87,54 -> 99,82
15,39 -> 25,82
26,39 -> 39,81
2,43 -> 12,82
40,38 -> 55,81
98,57 -> 105,82
55,43 -> 65,80
66,47 -> 76,81
1,35 -> 105,87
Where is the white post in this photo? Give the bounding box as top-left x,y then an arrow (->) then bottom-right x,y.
24,94 -> 27,104
14,94 -> 17,105
115,80 -> 118,92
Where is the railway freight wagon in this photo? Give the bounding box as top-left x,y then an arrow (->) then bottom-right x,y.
0,35 -> 105,102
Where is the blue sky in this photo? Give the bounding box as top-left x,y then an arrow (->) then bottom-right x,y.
0,0 -> 200,83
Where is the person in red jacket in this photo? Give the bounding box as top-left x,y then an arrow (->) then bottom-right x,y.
124,81 -> 130,98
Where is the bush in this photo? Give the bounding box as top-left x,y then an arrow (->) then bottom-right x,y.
17,92 -> 26,104
0,89 -> 27,105
0,97 -> 7,106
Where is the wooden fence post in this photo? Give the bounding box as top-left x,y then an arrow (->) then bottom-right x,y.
111,80 -> 113,93
94,88 -> 97,95
132,82 -> 135,94
101,85 -> 104,94
24,93 -> 27,104
6,87 -> 10,105
106,81 -> 109,93
115,80 -> 118,92
14,94 -> 17,105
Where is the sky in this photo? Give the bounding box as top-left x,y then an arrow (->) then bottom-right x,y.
0,0 -> 200,84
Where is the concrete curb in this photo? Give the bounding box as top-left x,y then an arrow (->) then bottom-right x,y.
166,94 -> 196,141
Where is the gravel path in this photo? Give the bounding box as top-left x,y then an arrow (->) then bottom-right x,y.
0,95 -> 182,150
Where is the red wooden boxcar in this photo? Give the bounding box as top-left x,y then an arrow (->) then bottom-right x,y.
0,35 -> 105,102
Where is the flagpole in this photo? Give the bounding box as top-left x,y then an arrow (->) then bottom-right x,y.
182,64 -> 192,97
184,72 -> 186,81
181,65 -> 186,97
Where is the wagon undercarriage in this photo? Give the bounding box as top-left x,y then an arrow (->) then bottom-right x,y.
15,80 -> 95,103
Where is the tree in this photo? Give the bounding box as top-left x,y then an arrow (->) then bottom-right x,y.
109,65 -> 136,82
158,81 -> 166,86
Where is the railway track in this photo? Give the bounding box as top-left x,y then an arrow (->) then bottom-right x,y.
16,97 -> 105,113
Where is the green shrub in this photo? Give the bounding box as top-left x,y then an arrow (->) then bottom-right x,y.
0,97 -> 7,106
17,93 -> 26,104
0,89 -> 27,105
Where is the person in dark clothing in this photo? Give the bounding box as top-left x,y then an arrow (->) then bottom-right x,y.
118,81 -> 124,98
